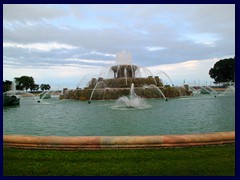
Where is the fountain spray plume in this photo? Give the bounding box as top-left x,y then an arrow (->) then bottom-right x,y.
124,68 -> 128,86
88,81 -> 107,104
221,85 -> 235,96
189,86 -> 201,95
11,79 -> 17,94
204,86 -> 219,96
76,73 -> 98,89
116,50 -> 132,65
156,70 -> 174,86
113,83 -> 151,109
146,84 -> 168,101
199,86 -> 217,98
37,89 -> 52,103
129,83 -> 137,100
60,51 -> 193,101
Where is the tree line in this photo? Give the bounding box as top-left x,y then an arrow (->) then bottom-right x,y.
3,76 -> 51,92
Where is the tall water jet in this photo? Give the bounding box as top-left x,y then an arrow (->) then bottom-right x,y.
60,51 -> 192,101
124,68 -> 128,86
129,83 -> 137,100
116,50 -> 132,64
130,65 -> 134,78
11,79 -> 16,94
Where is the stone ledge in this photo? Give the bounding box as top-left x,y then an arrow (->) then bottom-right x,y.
3,131 -> 235,150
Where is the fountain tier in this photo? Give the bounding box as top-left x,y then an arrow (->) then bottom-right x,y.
60,66 -> 192,101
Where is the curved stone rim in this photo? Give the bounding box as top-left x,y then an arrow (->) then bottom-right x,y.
3,131 -> 235,150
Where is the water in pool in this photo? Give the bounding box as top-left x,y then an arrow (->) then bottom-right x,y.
3,92 -> 235,136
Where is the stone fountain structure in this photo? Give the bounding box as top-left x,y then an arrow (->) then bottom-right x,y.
59,51 -> 192,101
3,80 -> 20,106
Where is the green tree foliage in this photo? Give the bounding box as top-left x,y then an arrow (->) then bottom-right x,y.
40,84 -> 51,91
14,76 -> 35,91
4,76 -> 50,92
30,84 -> 40,91
209,57 -> 235,84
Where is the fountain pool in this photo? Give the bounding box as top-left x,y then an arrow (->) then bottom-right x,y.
3,93 -> 235,137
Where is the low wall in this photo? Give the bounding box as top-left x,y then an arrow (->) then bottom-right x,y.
3,131 -> 235,150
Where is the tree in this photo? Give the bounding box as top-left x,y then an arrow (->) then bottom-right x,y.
40,84 -> 51,91
209,57 -> 235,84
30,83 -> 39,91
14,76 -> 35,91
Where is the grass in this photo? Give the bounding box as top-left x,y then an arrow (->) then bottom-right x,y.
3,144 -> 235,176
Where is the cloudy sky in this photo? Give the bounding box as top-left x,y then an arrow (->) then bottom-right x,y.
3,4 -> 235,89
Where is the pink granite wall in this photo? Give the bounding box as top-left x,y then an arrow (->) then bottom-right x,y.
3,131 -> 235,150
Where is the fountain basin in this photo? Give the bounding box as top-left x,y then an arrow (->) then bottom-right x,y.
3,131 -> 235,150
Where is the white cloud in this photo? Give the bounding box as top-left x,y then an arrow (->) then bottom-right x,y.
145,46 -> 166,51
65,58 -> 115,65
3,42 -> 78,51
195,40 -> 216,47
179,60 -> 200,70
182,33 -> 221,47
148,57 -> 231,86
88,51 -> 116,57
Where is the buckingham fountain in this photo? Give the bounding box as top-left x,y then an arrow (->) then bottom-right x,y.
3,51 -> 235,150
59,51 -> 192,103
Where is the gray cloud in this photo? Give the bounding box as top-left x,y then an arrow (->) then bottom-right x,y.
3,4 -> 67,21
3,4 -> 235,70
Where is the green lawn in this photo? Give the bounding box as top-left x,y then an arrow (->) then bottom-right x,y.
3,144 -> 235,176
